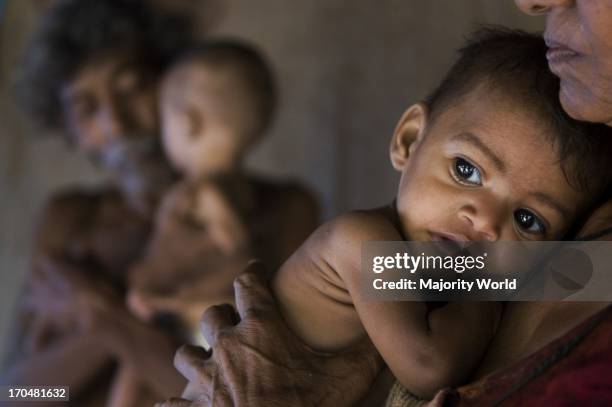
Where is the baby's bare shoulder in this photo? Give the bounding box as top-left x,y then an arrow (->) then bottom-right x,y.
319,208 -> 402,244
305,207 -> 403,270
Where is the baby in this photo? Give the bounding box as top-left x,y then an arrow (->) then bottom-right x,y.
111,40 -> 319,407
272,28 -> 612,399
129,40 -> 319,328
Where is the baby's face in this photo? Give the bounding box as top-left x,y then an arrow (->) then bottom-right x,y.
394,86 -> 587,242
160,62 -> 246,178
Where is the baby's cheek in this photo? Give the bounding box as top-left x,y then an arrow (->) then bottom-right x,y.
408,178 -> 462,232
397,178 -> 436,229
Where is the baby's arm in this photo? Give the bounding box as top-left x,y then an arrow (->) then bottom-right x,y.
272,210 -> 500,399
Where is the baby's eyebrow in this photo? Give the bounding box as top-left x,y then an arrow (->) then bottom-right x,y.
530,191 -> 572,220
452,132 -> 506,172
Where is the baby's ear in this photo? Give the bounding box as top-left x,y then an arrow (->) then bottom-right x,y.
389,103 -> 428,171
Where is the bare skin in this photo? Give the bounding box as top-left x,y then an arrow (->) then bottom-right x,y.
474,201 -> 612,379
158,80 -> 608,405
162,261 -> 385,407
2,51 -> 184,406
129,49 -> 319,329
515,0 -> 612,126
4,189 -> 185,406
129,176 -> 318,329
157,201 -> 612,407
272,207 -> 501,399
269,86 -> 591,399
159,3 -> 612,404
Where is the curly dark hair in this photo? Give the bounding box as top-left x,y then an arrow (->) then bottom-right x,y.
425,26 -> 612,197
15,0 -> 195,130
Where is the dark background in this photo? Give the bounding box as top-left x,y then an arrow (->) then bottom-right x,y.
0,0 -> 544,355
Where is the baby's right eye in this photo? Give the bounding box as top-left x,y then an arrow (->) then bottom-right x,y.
453,157 -> 482,186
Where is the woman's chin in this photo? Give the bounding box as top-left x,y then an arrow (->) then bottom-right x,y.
560,81 -> 612,125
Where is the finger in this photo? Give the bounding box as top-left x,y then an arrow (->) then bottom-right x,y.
174,345 -> 212,383
211,386 -> 233,407
427,388 -> 460,406
200,304 -> 238,347
181,380 -> 204,402
126,289 -> 157,321
155,397 -> 194,407
233,260 -> 276,320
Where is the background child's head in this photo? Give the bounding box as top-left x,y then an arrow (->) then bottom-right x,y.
389,28 -> 612,242
161,39 -> 276,178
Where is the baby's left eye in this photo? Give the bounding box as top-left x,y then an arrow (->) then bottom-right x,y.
514,209 -> 546,235
453,157 -> 482,185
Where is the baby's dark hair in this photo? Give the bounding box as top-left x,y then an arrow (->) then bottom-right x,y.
179,39 -> 277,136
425,27 -> 612,197
15,0 -> 194,131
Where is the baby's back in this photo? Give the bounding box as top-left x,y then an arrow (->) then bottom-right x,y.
272,205 -> 403,351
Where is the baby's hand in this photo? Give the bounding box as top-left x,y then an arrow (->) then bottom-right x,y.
194,182 -> 250,255
127,280 -> 235,328
126,287 -> 161,322
577,199 -> 612,240
155,181 -> 199,233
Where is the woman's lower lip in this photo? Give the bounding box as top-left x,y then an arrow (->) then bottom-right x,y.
546,47 -> 579,64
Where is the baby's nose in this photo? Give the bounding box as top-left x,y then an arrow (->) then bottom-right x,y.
458,204 -> 502,242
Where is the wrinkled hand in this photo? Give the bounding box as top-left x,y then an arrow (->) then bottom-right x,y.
157,261 -> 383,407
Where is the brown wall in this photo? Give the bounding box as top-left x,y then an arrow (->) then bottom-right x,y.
0,0 -> 544,354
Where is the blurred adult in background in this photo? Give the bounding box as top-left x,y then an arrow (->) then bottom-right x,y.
0,0 -> 202,405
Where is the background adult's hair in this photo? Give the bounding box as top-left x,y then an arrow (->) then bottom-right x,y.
425,26 -> 612,197
14,0 -> 195,131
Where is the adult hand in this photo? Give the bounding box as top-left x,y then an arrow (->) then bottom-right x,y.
133,180 -> 249,288
130,181 -> 218,291
163,179 -> 250,256
129,179 -> 254,322
157,261 -> 383,407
